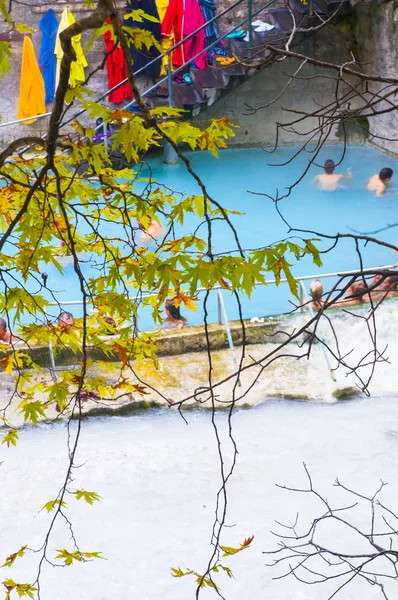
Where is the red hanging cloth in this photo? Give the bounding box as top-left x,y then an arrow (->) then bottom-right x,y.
161,0 -> 206,70
104,18 -> 133,103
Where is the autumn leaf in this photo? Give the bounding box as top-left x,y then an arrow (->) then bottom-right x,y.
221,535 -> 254,557
2,579 -> 37,599
171,293 -> 198,313
112,343 -> 128,367
132,384 -> 149,396
1,546 -> 27,568
38,500 -> 67,514
1,430 -> 18,447
74,490 -> 102,505
55,549 -> 105,565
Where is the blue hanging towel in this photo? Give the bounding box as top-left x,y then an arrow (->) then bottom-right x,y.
38,8 -> 58,104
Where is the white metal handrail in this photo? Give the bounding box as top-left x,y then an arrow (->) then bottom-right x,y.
42,261 -> 398,381
45,262 -> 398,307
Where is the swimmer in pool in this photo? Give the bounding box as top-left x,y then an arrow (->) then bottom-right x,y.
0,318 -> 17,343
314,159 -> 352,191
137,217 -> 163,244
309,279 -> 325,310
341,281 -> 370,307
367,167 -> 393,197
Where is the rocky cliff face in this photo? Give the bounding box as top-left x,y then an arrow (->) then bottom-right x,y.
353,0 -> 398,155
196,18 -> 360,147
197,1 -> 398,155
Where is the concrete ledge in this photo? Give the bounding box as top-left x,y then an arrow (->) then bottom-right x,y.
22,315 -> 300,368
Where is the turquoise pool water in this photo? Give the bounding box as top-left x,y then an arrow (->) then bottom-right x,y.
33,145 -> 398,327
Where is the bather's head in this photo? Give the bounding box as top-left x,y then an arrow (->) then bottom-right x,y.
309,279 -> 324,300
0,318 -> 8,339
58,311 -> 74,327
384,274 -> 398,290
379,167 -> 393,183
165,300 -> 185,321
349,281 -> 368,300
323,159 -> 336,175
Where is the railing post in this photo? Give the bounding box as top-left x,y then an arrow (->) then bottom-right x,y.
300,280 -> 336,383
167,52 -> 173,107
300,281 -> 304,313
44,310 -> 57,382
248,0 -> 253,56
102,120 -> 108,148
217,289 -> 241,387
163,52 -> 179,165
217,292 -> 222,325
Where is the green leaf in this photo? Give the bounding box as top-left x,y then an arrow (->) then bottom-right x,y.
74,490 -> 102,505
19,401 -> 46,426
1,430 -> 18,447
55,549 -> 105,565
2,579 -> 37,599
38,500 -> 67,514
124,8 -> 160,23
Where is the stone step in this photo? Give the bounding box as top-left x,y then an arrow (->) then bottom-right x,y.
210,62 -> 244,77
226,38 -> 267,60
253,26 -> 289,49
190,66 -> 226,90
145,95 -> 170,110
171,82 -> 207,108
327,0 -> 350,14
268,8 -> 296,32
288,0 -> 327,16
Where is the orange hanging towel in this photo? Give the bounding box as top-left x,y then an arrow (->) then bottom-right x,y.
18,37 -> 46,124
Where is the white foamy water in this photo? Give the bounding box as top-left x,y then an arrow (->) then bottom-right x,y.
1,303 -> 398,600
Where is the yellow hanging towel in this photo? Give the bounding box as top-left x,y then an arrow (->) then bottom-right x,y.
155,0 -> 174,76
55,7 -> 88,89
17,37 -> 46,124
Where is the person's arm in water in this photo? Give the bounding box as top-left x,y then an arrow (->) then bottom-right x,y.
336,168 -> 352,182
375,182 -> 386,197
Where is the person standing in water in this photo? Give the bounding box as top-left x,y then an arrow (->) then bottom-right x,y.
367,167 -> 393,197
0,318 -> 17,343
163,300 -> 187,330
136,217 -> 163,244
314,159 -> 352,191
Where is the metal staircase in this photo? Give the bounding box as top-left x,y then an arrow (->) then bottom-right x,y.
55,0 -> 350,137
126,0 -> 350,118
0,0 -> 350,159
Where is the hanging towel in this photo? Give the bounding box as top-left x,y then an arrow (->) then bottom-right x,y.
161,0 -> 183,69
198,0 -> 220,48
125,0 -> 161,80
155,0 -> 173,76
38,8 -> 58,103
182,0 -> 206,70
104,17 -> 132,103
17,37 -> 46,124
161,0 -> 206,70
55,8 -> 87,89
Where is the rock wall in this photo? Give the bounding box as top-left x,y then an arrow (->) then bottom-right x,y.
196,1 -> 398,153
195,21 -> 362,147
353,0 -> 398,156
